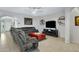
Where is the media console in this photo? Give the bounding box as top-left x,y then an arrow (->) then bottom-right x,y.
42,29 -> 58,37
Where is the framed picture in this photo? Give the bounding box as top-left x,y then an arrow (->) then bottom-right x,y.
58,16 -> 65,25
75,16 -> 79,26
24,18 -> 32,25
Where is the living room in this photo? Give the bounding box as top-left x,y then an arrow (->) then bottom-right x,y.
0,7 -> 79,52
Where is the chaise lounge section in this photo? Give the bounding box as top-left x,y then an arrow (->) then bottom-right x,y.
10,27 -> 39,52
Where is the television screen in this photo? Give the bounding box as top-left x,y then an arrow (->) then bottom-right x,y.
46,21 -> 56,28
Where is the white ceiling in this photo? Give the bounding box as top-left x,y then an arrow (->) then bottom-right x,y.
0,7 -> 65,16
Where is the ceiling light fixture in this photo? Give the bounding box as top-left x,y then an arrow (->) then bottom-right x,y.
28,7 -> 41,9
28,7 -> 42,14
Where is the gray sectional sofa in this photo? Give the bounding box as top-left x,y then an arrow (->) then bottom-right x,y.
10,27 -> 39,52
17,27 -> 39,34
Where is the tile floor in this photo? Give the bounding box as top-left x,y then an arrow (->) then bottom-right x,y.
0,32 -> 79,52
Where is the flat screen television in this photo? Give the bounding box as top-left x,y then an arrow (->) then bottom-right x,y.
46,21 -> 56,28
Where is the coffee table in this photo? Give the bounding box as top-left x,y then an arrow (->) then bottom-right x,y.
29,32 -> 46,41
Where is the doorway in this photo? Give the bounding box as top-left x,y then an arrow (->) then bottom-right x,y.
0,16 -> 15,33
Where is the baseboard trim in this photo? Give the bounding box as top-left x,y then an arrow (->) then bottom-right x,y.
71,40 -> 79,44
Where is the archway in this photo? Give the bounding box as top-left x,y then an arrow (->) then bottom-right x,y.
0,16 -> 15,33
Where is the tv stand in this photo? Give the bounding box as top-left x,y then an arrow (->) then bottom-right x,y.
42,29 -> 58,37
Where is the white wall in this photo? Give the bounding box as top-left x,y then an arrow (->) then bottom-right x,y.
0,21 -> 1,39
71,8 -> 79,44
65,8 -> 71,43
0,13 -> 1,37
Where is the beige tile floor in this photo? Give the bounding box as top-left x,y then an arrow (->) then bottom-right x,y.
39,36 -> 79,52
0,32 -> 79,52
0,32 -> 20,52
